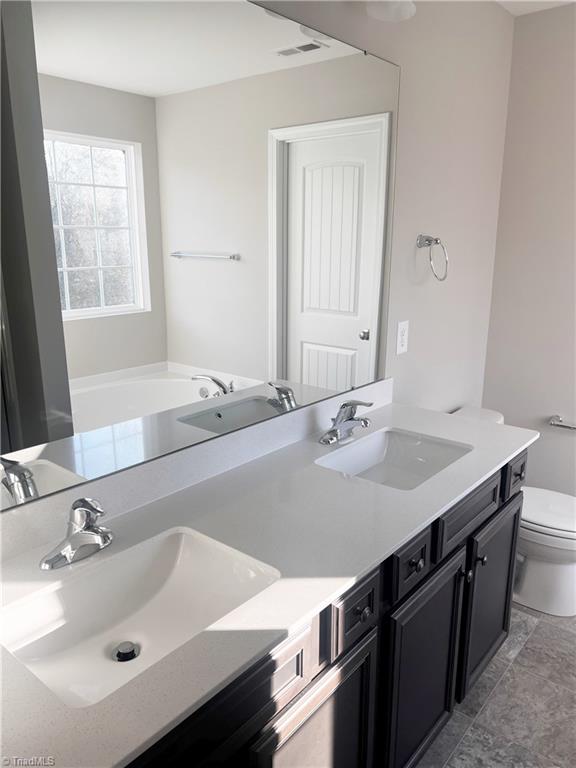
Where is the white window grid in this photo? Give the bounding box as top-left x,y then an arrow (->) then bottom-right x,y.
44,130 -> 151,320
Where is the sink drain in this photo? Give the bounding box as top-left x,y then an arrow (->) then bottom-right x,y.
112,641 -> 140,662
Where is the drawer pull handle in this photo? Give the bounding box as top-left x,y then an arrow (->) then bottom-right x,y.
355,606 -> 372,623
476,555 -> 488,567
513,469 -> 526,482
409,557 -> 426,573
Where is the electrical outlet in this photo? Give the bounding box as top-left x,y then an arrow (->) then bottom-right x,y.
396,320 -> 409,355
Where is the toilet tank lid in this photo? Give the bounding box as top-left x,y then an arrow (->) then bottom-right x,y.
453,406 -> 505,424
522,486 -> 576,535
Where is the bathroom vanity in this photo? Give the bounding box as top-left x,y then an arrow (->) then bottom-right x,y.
0,399 -> 538,768
129,454 -> 526,768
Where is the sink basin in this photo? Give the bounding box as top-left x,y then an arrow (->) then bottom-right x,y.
1,460 -> 85,510
0,528 -> 280,707
179,396 -> 283,434
316,429 -> 473,490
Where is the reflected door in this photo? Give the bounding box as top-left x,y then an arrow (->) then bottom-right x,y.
286,117 -> 388,390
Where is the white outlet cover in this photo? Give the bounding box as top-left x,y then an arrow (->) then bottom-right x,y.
397,320 -> 409,355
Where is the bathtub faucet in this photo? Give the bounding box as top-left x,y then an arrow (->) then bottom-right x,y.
190,374 -> 234,397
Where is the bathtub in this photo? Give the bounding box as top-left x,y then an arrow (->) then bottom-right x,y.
69,369 -> 260,433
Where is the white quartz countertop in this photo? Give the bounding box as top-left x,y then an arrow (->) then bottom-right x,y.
0,404 -> 538,768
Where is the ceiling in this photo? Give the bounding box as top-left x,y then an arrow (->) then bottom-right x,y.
497,1 -> 573,15
31,1 -> 357,98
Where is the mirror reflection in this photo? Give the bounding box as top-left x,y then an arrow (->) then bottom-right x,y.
1,1 -> 399,508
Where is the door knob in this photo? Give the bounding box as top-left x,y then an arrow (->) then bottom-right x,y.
359,329 -> 370,341
476,555 -> 488,567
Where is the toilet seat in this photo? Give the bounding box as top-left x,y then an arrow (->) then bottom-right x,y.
521,486 -> 576,538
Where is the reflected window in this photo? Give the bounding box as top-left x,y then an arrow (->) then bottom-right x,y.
44,131 -> 150,319
72,421 -> 145,476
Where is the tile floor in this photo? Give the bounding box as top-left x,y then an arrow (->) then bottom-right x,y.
416,604 -> 576,768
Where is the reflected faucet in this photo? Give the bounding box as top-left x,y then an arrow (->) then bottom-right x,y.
268,382 -> 297,412
190,374 -> 233,396
319,401 -> 373,445
1,457 -> 39,505
40,498 -> 113,570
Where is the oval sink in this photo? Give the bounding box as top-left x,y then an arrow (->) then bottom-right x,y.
315,428 -> 473,490
0,528 -> 280,707
178,396 -> 282,434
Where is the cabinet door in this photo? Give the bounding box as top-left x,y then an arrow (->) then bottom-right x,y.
457,493 -> 522,700
382,548 -> 466,768
248,629 -> 378,768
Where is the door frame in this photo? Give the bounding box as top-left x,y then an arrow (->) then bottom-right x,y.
267,113 -> 391,382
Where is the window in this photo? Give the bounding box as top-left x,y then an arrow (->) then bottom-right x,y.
44,131 -> 150,319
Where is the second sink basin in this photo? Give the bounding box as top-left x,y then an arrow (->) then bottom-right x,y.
316,429 -> 473,490
0,527 -> 280,707
178,396 -> 282,434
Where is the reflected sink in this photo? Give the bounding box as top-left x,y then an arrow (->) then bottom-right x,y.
179,396 -> 283,434
1,460 -> 85,510
0,528 -> 280,707
316,429 -> 473,490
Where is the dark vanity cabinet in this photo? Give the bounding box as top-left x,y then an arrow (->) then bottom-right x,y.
457,492 -> 522,699
379,469 -> 524,768
247,630 -> 378,768
381,548 -> 467,768
130,456 -> 525,768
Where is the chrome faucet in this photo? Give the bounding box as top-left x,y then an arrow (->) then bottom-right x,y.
190,374 -> 233,396
268,382 -> 297,412
40,498 -> 113,570
319,400 -> 373,445
1,457 -> 39,505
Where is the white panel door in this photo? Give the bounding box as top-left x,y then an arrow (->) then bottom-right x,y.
286,123 -> 387,390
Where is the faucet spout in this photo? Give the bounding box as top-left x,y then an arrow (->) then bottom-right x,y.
40,498 -> 113,571
319,400 -> 373,446
1,457 -> 39,505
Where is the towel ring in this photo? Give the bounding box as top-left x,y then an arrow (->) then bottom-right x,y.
416,234 -> 449,282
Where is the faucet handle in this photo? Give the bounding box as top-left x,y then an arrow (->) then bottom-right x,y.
268,381 -> 291,394
69,498 -> 105,530
340,400 -> 373,410
338,400 -> 373,416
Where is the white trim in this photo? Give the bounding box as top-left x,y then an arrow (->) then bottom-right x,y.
44,129 -> 151,321
267,113 -> 391,382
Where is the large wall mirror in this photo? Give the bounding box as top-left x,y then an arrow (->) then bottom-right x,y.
1,1 -> 399,508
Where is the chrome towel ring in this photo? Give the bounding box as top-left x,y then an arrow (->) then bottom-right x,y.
416,234 -> 449,282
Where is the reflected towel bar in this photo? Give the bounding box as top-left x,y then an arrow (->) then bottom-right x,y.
549,415 -> 576,431
170,251 -> 241,261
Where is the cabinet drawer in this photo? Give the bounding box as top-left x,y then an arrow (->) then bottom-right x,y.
433,473 -> 501,562
391,527 -> 432,602
502,451 -> 528,502
130,626 -> 317,767
328,570 -> 380,662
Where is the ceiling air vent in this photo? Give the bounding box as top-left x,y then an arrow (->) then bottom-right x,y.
276,41 -> 325,57
277,47 -> 302,57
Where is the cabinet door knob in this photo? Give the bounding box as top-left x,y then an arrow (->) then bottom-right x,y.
355,606 -> 372,623
476,555 -> 488,567
409,557 -> 425,573
466,569 -> 474,584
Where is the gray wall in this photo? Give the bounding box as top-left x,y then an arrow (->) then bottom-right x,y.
261,1 -> 514,411
156,54 -> 399,380
484,5 -> 576,495
37,74 -> 167,378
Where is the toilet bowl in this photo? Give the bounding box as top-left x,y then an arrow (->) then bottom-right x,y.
514,487 -> 576,616
452,406 -> 576,617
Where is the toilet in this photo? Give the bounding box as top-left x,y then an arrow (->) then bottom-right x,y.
453,406 -> 576,617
